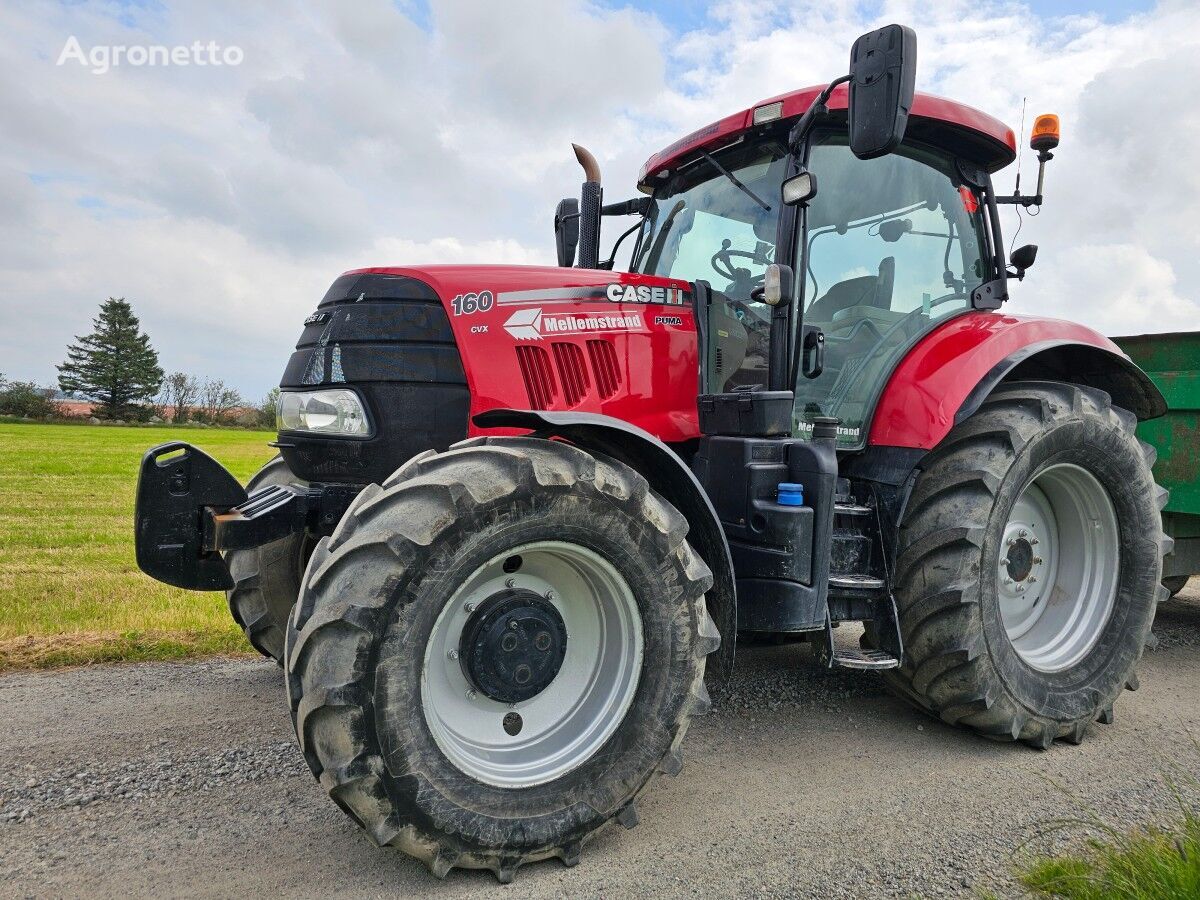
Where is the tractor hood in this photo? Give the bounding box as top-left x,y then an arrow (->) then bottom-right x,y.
279,265 -> 702,483
360,264 -> 693,309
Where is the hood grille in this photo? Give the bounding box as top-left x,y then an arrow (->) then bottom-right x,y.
515,338 -> 623,410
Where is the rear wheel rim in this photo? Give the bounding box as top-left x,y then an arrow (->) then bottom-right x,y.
421,541 -> 643,788
997,463 -> 1119,673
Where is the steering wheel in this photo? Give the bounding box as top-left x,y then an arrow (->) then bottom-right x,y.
711,239 -> 766,297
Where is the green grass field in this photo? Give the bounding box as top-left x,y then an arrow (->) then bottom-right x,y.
0,421 -> 277,670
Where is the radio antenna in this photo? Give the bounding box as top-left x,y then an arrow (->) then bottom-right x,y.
1014,97 -> 1027,194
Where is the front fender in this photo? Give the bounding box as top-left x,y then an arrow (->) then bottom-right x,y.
869,312 -> 1167,450
474,408 -> 737,691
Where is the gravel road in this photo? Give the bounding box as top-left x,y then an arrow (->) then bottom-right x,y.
2,586 -> 1197,899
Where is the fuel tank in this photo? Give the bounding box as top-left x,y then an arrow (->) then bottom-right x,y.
279,265 -> 702,484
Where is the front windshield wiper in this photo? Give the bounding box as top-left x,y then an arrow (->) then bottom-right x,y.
699,149 -> 771,212
642,199 -> 687,275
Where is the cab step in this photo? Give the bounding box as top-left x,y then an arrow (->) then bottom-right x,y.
833,501 -> 872,516
829,574 -> 885,591
832,648 -> 900,670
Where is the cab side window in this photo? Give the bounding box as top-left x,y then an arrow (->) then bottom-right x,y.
792,134 -> 989,447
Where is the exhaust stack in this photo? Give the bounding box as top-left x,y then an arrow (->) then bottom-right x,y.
572,144 -> 602,269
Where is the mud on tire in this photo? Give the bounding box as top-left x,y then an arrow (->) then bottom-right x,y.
225,457 -> 311,663
881,381 -> 1169,748
284,436 -> 718,882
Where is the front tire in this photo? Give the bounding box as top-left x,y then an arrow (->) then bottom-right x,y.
225,457 -> 311,663
884,382 -> 1168,747
285,437 -> 718,881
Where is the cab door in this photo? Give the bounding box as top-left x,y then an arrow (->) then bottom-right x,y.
793,132 -> 991,447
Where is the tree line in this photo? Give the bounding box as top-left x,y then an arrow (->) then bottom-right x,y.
0,297 -> 277,428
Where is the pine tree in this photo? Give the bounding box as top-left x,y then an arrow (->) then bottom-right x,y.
57,297 -> 164,419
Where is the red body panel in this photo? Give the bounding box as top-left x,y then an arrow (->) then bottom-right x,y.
349,269 -> 1127,454
639,85 -> 1016,186
868,312 -> 1128,450
347,265 -> 704,442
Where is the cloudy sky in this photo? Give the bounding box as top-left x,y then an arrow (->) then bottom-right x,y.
1,0 -> 1198,399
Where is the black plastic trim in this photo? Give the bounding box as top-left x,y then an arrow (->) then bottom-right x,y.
955,340 -> 1168,423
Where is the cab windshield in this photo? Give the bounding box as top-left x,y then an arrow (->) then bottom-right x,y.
633,137 -> 789,390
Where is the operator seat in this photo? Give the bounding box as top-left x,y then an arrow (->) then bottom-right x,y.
806,256 -> 895,324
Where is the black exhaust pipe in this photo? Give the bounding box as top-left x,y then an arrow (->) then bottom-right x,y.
572,144 -> 602,269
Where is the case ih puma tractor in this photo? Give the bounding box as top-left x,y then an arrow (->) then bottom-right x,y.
135,25 -> 1169,883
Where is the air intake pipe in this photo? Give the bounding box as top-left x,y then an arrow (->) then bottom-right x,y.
572,143 -> 602,269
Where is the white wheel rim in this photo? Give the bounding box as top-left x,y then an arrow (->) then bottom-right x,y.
997,463 -> 1119,673
421,541 -> 643,788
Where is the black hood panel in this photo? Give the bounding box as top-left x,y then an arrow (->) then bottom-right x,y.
278,273 -> 470,484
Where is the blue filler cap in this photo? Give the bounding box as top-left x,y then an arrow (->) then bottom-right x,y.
777,482 -> 805,506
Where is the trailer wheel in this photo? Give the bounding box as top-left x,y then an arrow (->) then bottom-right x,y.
285,437 -> 717,882
225,457 -> 312,663
884,381 -> 1168,747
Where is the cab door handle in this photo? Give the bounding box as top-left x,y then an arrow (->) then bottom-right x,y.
802,327 -> 825,379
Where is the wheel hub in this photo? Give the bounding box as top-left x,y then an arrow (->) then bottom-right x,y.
1004,536 -> 1038,584
459,589 -> 567,703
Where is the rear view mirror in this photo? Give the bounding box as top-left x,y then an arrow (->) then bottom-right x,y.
847,24 -> 917,160
554,198 -> 580,267
1010,243 -> 1038,279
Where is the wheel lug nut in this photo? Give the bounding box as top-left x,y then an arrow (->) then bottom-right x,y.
447,649 -> 459,661
1018,529 -> 1028,538
508,619 -> 519,630
464,602 -> 475,613
1033,556 -> 1043,565
1007,538 -> 1016,547
466,689 -> 477,701
505,578 -> 516,588
1028,576 -> 1038,584
545,590 -> 556,602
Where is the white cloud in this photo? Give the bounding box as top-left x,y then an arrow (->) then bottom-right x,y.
0,0 -> 1198,398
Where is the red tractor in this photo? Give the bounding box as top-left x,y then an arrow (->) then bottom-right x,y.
134,25 -> 1169,882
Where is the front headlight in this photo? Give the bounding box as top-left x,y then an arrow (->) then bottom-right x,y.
277,389 -> 368,436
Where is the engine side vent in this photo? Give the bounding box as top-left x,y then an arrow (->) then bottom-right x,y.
515,345 -> 557,410
551,342 -> 590,407
586,339 -> 621,400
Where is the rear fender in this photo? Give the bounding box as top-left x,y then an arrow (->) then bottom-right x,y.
869,312 -> 1167,450
474,409 -> 737,690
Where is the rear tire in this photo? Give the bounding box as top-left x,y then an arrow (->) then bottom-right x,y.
285,437 -> 718,881
225,457 -> 311,663
882,382 -> 1168,747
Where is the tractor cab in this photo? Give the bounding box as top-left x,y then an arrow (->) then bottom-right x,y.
631,83 -> 1015,448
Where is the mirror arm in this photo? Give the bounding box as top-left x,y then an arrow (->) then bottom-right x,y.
789,74 -> 852,149
996,148 -> 1054,208
601,197 -> 651,217
995,192 -> 1042,208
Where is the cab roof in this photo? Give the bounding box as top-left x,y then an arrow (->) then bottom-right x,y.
638,84 -> 1017,189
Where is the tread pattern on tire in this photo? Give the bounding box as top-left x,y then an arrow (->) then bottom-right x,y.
882,382 -> 1168,748
225,457 -> 308,662
285,436 -> 717,882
